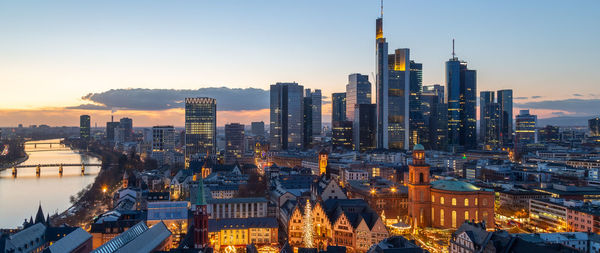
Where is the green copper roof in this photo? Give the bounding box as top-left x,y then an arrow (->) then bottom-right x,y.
413,144 -> 425,151
431,180 -> 480,192
196,178 -> 207,205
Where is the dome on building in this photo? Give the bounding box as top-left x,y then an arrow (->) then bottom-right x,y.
431,180 -> 480,192
413,144 -> 425,151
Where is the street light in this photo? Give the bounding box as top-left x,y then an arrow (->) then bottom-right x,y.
102,186 -> 107,194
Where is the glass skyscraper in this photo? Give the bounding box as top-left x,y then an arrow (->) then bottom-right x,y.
497,89 -> 513,147
185,97 -> 217,163
345,73 -> 371,122
80,115 -> 90,141
446,53 -> 476,151
354,104 -> 377,152
331,92 -> 346,123
270,82 -> 304,151
515,109 -> 537,148
305,89 -> 322,136
224,123 -> 245,164
409,61 -> 426,149
589,117 -> 600,137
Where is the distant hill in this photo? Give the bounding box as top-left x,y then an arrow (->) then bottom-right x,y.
537,115 -> 598,127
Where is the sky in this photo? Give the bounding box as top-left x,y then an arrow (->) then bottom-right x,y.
1,0 -> 599,127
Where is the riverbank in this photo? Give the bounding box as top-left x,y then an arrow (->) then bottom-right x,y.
0,154 -> 29,171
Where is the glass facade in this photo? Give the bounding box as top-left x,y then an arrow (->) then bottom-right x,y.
79,115 -> 90,141
354,104 -> 376,152
515,109 -> 537,147
185,97 -> 217,162
331,92 -> 346,123
345,74 -> 371,122
497,89 -> 513,147
225,123 -> 245,164
445,58 -> 477,151
409,61 -> 427,149
270,82 -> 304,151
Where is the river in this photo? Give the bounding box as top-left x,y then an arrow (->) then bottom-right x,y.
0,139 -> 101,228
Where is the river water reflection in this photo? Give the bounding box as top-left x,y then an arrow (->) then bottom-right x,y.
0,139 -> 100,228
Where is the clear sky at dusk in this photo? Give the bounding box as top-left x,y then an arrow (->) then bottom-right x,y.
1,0 -> 599,127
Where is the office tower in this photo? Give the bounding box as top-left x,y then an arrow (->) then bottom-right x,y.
251,121 -> 265,137
332,121 -> 353,150
303,96 -> 313,148
539,125 -> 560,143
589,118 -> 600,137
497,89 -> 513,147
483,102 -> 501,150
119,117 -> 133,142
270,82 -> 304,150
332,93 -> 346,123
151,126 -> 175,165
515,110 -> 537,147
381,48 -> 410,150
185,97 -> 217,162
354,104 -> 377,152
305,89 -> 322,136
225,123 -> 245,164
409,61 -> 427,148
422,87 -> 448,151
479,91 -> 494,143
445,42 -> 476,151
106,120 -> 119,142
423,84 -> 444,103
80,115 -> 91,141
345,74 -> 372,121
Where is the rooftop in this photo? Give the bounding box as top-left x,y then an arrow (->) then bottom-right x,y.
431,180 -> 483,192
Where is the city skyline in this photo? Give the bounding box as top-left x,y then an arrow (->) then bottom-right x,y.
1,0 -> 600,127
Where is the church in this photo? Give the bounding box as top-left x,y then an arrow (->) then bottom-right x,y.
408,144 -> 495,229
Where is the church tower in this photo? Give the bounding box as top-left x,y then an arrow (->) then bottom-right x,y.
122,172 -> 129,189
194,177 -> 209,249
318,149 -> 328,175
408,144 -> 432,228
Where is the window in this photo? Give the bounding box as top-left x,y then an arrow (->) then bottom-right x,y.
452,198 -> 457,206
420,208 -> 424,224
475,198 -> 478,206
452,211 -> 457,228
465,211 -> 469,221
432,195 -> 435,203
441,197 -> 445,205
440,209 -> 444,226
464,198 -> 469,206
419,173 -> 424,183
432,207 -> 435,222
483,199 -> 488,206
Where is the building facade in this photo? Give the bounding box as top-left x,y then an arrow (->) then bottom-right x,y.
270,82 -> 304,151
497,89 -> 513,147
80,115 -> 91,141
225,123 -> 245,164
346,74 -> 371,122
353,104 -> 377,152
185,97 -> 217,164
446,51 -> 477,151
332,92 -> 346,123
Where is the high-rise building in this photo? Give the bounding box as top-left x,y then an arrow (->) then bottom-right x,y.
479,91 -> 495,143
409,61 -> 427,149
119,117 -> 133,142
270,82 -> 304,151
306,89 -> 322,136
515,110 -> 537,148
185,97 -> 217,163
332,93 -> 346,123
589,118 -> 600,137
303,95 -> 313,148
251,121 -> 265,137
497,90 -> 513,147
354,104 -> 377,152
423,85 -> 444,104
445,43 -> 476,151
483,103 -> 501,150
151,125 -> 175,165
80,115 -> 91,141
106,120 -> 119,142
332,121 -> 353,150
539,125 -> 560,143
225,123 -> 245,164
346,74 -> 371,122
422,87 -> 447,151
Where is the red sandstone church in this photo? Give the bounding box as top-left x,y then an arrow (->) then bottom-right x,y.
408,144 -> 495,229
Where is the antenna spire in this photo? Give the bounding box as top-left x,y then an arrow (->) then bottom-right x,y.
452,39 -> 456,59
380,0 -> 383,18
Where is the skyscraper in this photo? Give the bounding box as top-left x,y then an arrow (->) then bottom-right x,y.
225,123 -> 245,164
332,121 -> 353,150
422,87 -> 447,151
270,82 -> 304,151
303,95 -> 313,148
479,91 -> 494,143
354,104 -> 377,152
409,61 -> 427,149
251,121 -> 265,137
445,42 -> 476,151
308,89 -> 322,136
588,117 -> 600,137
106,120 -> 119,142
515,110 -> 537,148
119,117 -> 133,142
497,89 -> 513,147
331,92 -> 346,123
483,102 -> 501,150
80,115 -> 90,141
151,125 -> 175,165
345,74 -> 371,122
185,97 -> 217,163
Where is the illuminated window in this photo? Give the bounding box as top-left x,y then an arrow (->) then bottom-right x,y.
440,209 -> 444,226
419,173 -> 424,183
420,208 -> 424,224
476,210 -> 478,221
452,211 -> 457,228
452,198 -> 457,206
432,196 -> 435,203
432,207 -> 435,222
440,197 -> 445,205
464,198 -> 469,206
475,198 -> 478,206
465,211 -> 469,221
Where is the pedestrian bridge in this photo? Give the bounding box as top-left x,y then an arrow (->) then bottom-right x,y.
11,163 -> 102,177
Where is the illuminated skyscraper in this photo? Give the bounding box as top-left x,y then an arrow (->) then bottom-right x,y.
354,104 -> 377,152
225,123 -> 245,164
80,115 -> 90,141
479,91 -> 494,143
345,74 -> 371,122
303,95 -> 313,148
270,82 -> 304,150
515,110 -> 537,148
119,117 -> 133,142
409,61 -> 427,149
445,42 -> 476,151
185,97 -> 217,163
589,117 -> 600,137
309,89 -> 322,136
332,121 -> 353,150
151,125 -> 175,165
422,86 -> 447,151
497,89 -> 513,147
332,92 -> 346,123
106,120 -> 119,142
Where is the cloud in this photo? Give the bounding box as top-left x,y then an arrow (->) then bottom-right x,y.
71,87 -> 269,111
516,98 -> 600,115
531,96 -> 543,99
514,97 -> 528,100
551,111 -> 566,116
573,93 -> 583,97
